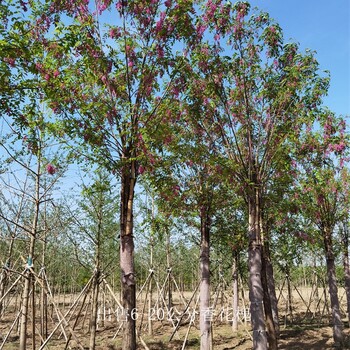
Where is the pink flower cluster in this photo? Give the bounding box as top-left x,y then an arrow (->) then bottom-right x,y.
4,57 -> 16,67
46,164 -> 57,175
327,141 -> 346,154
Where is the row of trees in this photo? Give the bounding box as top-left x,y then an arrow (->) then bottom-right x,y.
1,1 -> 349,349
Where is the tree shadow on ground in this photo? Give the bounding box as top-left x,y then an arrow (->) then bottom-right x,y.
278,326 -> 350,350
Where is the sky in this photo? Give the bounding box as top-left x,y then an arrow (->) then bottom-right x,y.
248,0 -> 350,117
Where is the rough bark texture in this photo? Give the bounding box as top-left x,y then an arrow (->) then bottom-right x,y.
341,223 -> 350,325
265,245 -> 279,338
261,212 -> 279,348
324,228 -> 344,348
261,247 -> 277,350
120,163 -> 136,350
248,194 -> 267,350
232,251 -> 239,332
264,239 -> 280,339
200,206 -> 211,350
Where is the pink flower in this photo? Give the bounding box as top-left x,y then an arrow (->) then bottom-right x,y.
53,70 -> 59,78
155,11 -> 166,33
116,1 -> 123,11
196,24 -> 206,37
109,28 -> 120,38
46,164 -> 56,175
138,165 -> 145,175
4,57 -> 15,67
157,46 -> 164,58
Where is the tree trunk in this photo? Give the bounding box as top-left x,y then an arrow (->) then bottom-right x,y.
199,206 -> 211,350
261,246 -> 277,350
148,216 -> 154,337
19,162 -> 41,350
232,250 -> 239,332
120,161 -> 136,350
41,201 -> 48,343
89,269 -> 100,350
264,241 -> 279,337
166,228 -> 173,310
248,193 -> 267,350
341,222 -> 350,325
19,270 -> 31,350
324,227 -> 344,348
260,210 -> 278,349
266,262 -> 279,336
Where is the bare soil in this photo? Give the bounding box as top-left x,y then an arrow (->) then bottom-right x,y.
1,287 -> 350,349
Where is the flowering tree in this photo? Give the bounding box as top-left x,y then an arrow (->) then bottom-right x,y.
180,1 -> 329,349
148,111 -> 227,349
3,1 -> 201,348
295,111 -> 349,348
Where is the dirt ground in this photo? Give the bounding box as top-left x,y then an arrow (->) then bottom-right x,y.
1,287 -> 350,349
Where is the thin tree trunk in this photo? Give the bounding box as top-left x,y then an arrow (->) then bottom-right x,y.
166,228 -> 173,310
248,192 -> 267,350
19,161 -> 41,350
89,269 -> 100,350
324,227 -> 344,348
120,161 -> 136,350
89,178 -> 105,350
200,206 -> 211,350
286,272 -> 293,322
341,222 -> 350,325
232,250 -> 239,332
41,198 -> 48,343
148,210 -> 154,337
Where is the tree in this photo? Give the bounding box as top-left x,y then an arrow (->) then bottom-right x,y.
149,130 -> 224,350
0,113 -> 64,350
68,169 -> 118,350
180,2 -> 329,348
295,111 -> 349,348
13,1 -> 201,348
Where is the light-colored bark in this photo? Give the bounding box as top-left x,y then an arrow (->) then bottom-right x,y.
260,211 -> 278,349
265,246 -> 279,337
89,269 -> 100,350
166,229 -> 173,311
200,207 -> 211,350
261,248 -> 277,350
324,227 -> 344,348
248,193 -> 267,350
120,162 -> 136,350
232,251 -> 239,332
19,161 -> 41,350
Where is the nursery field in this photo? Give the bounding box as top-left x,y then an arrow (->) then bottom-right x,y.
1,1 -> 349,350
1,286 -> 350,349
